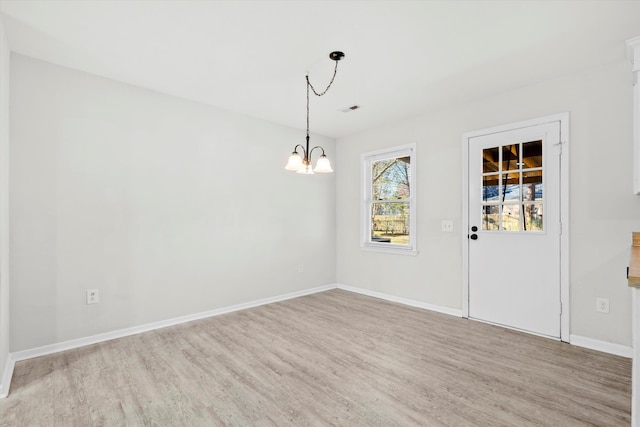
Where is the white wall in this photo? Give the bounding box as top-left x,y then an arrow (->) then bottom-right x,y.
0,14 -> 11,396
10,55 -> 336,352
336,58 -> 640,347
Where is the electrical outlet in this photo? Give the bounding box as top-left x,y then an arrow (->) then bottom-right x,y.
596,297 -> 609,313
86,289 -> 99,305
441,220 -> 454,232
298,264 -> 304,273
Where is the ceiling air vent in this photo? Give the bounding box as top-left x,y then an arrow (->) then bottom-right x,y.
340,105 -> 360,112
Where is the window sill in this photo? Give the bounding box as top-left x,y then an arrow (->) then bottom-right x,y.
361,244 -> 417,256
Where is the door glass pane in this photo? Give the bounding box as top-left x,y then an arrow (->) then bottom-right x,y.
522,170 -> 542,201
523,203 -> 543,231
502,205 -> 520,231
502,145 -> 519,170
371,202 -> 410,244
478,141 -> 543,233
483,147 -> 499,173
522,140 -> 542,169
483,175 -> 499,202
482,205 -> 499,230
502,173 -> 520,201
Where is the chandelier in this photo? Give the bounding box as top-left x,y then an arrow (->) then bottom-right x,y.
285,51 -> 345,174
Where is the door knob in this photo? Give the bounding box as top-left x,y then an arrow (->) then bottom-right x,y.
471,226 -> 478,232
470,234 -> 478,240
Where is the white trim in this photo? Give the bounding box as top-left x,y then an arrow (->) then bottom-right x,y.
0,353 -> 15,399
627,37 -> 640,195
0,11 -> 11,403
627,36 -> 640,73
461,112 -> 570,342
361,143 -> 417,255
10,284 -> 336,364
558,114 -> 570,340
337,283 -> 463,317
461,130 -> 470,317
632,287 -> 640,427
570,334 -> 633,359
360,245 -> 417,256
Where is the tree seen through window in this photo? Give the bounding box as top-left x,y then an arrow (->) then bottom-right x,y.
371,156 -> 410,244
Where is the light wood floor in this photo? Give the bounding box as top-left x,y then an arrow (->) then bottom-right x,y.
0,289 -> 632,426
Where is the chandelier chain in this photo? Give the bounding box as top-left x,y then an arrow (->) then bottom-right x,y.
306,60 -> 340,97
306,60 -> 340,138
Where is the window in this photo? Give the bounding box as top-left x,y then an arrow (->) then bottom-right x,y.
362,144 -> 416,254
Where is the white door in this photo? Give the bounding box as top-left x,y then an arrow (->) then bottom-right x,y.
467,121 -> 563,338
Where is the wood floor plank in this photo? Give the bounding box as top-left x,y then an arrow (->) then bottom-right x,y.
0,289 -> 632,426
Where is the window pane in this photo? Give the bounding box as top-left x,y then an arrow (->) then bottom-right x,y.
523,203 -> 543,231
483,175 -> 499,202
482,205 -> 499,230
502,204 -> 520,231
523,170 -> 542,201
502,144 -> 519,170
502,173 -> 520,201
483,147 -> 499,173
371,202 -> 410,244
372,157 -> 411,200
522,140 -> 542,169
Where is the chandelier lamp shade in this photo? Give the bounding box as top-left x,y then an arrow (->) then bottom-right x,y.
285,51 -> 345,174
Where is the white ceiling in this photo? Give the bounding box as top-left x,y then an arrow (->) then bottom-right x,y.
1,0 -> 639,138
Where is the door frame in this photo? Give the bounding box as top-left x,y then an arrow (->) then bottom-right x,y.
461,112 -> 570,342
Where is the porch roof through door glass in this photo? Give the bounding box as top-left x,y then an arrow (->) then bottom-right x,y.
481,140 -> 543,232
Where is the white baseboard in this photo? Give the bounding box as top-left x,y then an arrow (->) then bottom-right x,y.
11,284 -> 337,364
0,353 -> 15,399
570,334 -> 633,358
337,283 -> 463,317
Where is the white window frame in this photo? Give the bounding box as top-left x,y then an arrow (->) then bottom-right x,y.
361,143 -> 417,255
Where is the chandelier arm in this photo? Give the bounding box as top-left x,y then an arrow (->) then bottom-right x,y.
308,146 -> 326,158
291,144 -> 306,154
